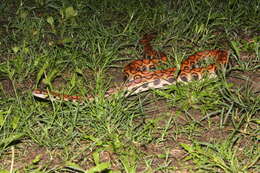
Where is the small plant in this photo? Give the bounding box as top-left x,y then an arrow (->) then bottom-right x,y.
0,0 -> 259,171
181,136 -> 259,172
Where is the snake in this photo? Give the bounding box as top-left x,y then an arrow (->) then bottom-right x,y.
32,33 -> 229,103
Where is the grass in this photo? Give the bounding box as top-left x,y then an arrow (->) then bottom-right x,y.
0,0 -> 259,172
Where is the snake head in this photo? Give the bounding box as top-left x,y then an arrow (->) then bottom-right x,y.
32,89 -> 49,99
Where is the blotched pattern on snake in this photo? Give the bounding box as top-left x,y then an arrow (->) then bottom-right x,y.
33,33 -> 229,102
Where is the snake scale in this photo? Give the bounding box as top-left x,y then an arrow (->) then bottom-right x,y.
33,33 -> 229,103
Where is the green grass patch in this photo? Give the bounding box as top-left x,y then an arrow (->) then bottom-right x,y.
0,0 -> 259,171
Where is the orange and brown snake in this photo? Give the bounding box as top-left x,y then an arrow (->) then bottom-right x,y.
33,33 -> 229,103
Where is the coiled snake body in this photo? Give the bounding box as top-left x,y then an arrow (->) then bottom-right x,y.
33,33 -> 229,102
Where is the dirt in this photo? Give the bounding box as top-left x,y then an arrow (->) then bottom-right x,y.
0,78 -> 14,97
0,142 -> 63,171
228,70 -> 260,94
0,42 -> 259,172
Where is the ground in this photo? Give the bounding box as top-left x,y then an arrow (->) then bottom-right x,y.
0,0 -> 259,172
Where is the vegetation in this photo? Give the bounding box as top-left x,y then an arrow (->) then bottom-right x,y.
0,0 -> 259,172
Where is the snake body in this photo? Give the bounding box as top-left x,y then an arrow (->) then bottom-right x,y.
33,33 -> 229,102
